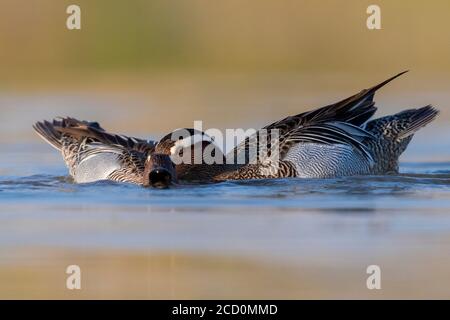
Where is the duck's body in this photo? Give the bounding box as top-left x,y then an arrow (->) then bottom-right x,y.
33,72 -> 439,185
33,119 -> 221,186
214,106 -> 437,181
214,71 -> 438,180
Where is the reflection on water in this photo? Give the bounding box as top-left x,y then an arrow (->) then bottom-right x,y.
1,140 -> 450,298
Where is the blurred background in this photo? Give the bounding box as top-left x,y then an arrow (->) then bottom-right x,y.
1,0 -> 450,299
0,0 -> 449,143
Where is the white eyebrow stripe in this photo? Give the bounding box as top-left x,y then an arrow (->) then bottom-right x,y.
169,134 -> 212,155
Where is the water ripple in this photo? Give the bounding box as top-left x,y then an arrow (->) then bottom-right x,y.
1,167 -> 450,212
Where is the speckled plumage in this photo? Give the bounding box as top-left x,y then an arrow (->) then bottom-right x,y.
33,72 -> 439,185
33,118 -> 156,185
213,72 -> 439,181
33,118 -> 222,185
364,106 -> 438,174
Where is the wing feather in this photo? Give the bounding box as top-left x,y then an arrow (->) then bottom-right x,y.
230,72 -> 408,163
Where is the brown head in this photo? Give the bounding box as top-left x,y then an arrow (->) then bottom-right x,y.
154,128 -> 231,182
143,153 -> 177,188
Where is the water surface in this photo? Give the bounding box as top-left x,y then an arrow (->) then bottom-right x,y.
1,132 -> 450,298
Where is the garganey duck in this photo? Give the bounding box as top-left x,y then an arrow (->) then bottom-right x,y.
33,118 -> 232,187
212,71 -> 439,180
34,71 -> 439,185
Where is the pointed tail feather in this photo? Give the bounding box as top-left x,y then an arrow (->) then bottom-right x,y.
299,71 -> 409,127
329,70 -> 410,124
366,105 -> 439,141
396,105 -> 439,140
365,105 -> 439,174
363,70 -> 409,96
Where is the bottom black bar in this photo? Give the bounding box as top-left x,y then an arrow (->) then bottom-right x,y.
0,300 -> 445,318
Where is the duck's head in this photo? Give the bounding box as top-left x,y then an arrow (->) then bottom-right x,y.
155,128 -> 214,160
154,128 -> 227,181
143,153 -> 177,188
143,128 -> 211,188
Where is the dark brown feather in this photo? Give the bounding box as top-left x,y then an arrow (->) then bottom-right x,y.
51,117 -> 155,154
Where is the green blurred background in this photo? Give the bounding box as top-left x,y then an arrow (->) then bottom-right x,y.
0,0 -> 448,141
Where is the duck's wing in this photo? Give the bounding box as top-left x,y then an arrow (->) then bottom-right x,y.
265,71 -> 408,132
278,121 -> 375,162
50,117 -> 155,154
231,121 -> 375,165
229,71 -> 407,163
33,117 -> 154,183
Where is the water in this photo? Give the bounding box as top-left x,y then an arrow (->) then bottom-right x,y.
1,134 -> 450,298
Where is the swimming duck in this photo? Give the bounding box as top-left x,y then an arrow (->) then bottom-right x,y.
213,71 -> 439,180
34,71 -> 439,185
33,118 -> 227,187
33,118 -> 177,187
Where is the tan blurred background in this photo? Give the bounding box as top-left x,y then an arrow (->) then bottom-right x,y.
1,1 -> 450,299
0,0 -> 449,140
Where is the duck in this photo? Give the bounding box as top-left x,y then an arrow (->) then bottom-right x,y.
212,71 -> 439,180
33,118 -> 229,187
33,71 -> 439,186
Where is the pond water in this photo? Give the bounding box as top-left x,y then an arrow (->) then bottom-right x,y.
1,127 -> 450,298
